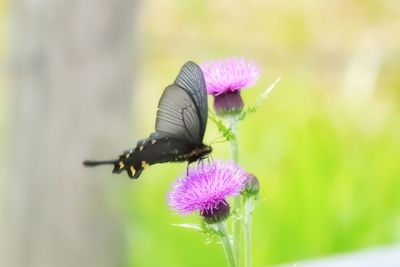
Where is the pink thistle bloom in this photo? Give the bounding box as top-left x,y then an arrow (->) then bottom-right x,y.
168,162 -> 248,218
200,57 -> 261,96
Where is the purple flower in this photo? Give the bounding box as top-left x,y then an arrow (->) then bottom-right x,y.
201,57 -> 260,96
168,162 -> 248,223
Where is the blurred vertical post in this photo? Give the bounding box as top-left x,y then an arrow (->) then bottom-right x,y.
1,0 -> 138,266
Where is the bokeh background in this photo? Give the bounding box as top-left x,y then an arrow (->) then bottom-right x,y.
1,0 -> 400,267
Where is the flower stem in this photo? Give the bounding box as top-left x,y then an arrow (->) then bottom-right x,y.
244,197 -> 255,267
226,116 -> 241,265
229,131 -> 239,163
233,191 -> 242,266
217,222 -> 236,267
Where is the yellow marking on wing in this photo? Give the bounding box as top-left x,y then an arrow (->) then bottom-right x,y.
130,166 -> 136,176
139,146 -> 144,151
150,140 -> 156,145
125,153 -> 130,158
141,160 -> 150,169
118,161 -> 125,169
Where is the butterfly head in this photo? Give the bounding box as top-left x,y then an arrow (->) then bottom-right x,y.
199,144 -> 212,160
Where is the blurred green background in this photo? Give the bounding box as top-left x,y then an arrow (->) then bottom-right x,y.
1,0 -> 400,267
123,1 -> 400,266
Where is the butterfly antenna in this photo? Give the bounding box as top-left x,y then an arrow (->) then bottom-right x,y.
82,159 -> 117,167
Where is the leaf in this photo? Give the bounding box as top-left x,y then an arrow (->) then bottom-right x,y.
230,207 -> 242,222
200,220 -> 222,236
172,221 -> 224,243
172,223 -> 202,231
209,111 -> 235,141
239,77 -> 281,121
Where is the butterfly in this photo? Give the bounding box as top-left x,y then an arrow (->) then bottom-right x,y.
83,61 -> 212,179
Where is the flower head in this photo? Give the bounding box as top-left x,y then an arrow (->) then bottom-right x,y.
168,162 -> 248,223
201,57 -> 260,96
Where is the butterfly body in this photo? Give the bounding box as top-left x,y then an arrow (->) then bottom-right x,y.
83,61 -> 211,179
110,134 -> 211,178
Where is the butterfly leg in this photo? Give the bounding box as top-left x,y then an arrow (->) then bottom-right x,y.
186,161 -> 195,176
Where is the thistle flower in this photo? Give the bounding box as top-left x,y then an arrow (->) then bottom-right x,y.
201,57 -> 260,117
201,57 -> 260,96
168,162 -> 248,224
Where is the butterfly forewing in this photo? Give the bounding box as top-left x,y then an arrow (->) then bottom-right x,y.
173,61 -> 208,139
156,85 -> 202,144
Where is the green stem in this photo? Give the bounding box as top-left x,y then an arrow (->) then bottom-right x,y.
226,117 -> 241,265
229,131 -> 239,163
244,197 -> 255,267
233,193 -> 241,266
217,222 -> 236,267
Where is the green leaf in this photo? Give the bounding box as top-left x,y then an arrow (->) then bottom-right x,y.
172,223 -> 202,231
239,77 -> 281,121
200,220 -> 223,236
172,220 -> 225,243
230,206 -> 242,222
209,111 -> 235,141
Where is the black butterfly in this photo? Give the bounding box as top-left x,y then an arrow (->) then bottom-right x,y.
83,61 -> 212,179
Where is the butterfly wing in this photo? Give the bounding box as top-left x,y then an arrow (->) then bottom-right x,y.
156,61 -> 207,144
156,84 -> 203,144
173,61 -> 208,140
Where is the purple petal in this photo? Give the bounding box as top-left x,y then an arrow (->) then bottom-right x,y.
168,162 -> 249,214
201,57 -> 261,96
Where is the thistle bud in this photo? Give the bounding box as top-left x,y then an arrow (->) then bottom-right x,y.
242,173 -> 260,197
